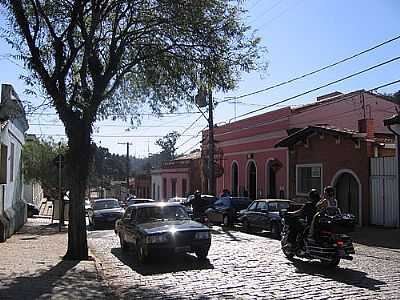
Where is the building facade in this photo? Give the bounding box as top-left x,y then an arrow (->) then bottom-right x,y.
0,84 -> 29,241
151,151 -> 202,201
203,90 -> 398,202
275,121 -> 395,225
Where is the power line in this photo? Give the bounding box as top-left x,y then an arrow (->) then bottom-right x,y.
29,133 -> 198,138
28,123 -> 190,128
228,56 -> 400,122
219,34 -> 400,103
180,114 -> 204,136
214,79 -> 400,137
26,111 -> 201,117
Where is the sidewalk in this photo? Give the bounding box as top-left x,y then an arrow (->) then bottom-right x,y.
352,226 -> 400,250
0,218 -> 114,300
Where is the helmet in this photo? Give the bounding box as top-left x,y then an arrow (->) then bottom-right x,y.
308,189 -> 320,203
324,186 -> 335,197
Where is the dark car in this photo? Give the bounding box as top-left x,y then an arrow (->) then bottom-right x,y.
238,199 -> 293,237
115,202 -> 211,263
184,194 -> 218,217
205,196 -> 252,227
127,198 -> 154,206
26,202 -> 39,217
88,198 -> 124,229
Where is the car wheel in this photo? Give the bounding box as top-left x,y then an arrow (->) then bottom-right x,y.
243,219 -> 251,233
271,222 -> 281,239
195,248 -> 209,260
119,234 -> 128,251
222,215 -> 230,227
136,241 -> 148,264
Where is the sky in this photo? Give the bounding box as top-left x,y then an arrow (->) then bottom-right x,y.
0,0 -> 399,156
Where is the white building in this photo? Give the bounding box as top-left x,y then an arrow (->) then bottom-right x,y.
0,84 -> 29,241
151,169 -> 163,201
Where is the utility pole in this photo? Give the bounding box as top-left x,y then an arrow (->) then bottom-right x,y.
53,146 -> 64,233
208,90 -> 216,195
118,142 -> 133,199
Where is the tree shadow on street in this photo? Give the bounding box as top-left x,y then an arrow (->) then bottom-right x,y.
0,260 -> 113,299
110,247 -> 214,276
210,226 -> 254,242
289,258 -> 386,291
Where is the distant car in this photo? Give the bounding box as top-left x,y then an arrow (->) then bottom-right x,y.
88,198 -> 124,229
26,203 -> 39,217
127,198 -> 154,206
238,199 -> 293,237
115,202 -> 211,263
167,197 -> 187,204
205,196 -> 252,227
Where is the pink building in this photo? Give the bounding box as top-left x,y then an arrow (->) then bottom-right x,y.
203,90 -> 398,201
151,151 -> 202,201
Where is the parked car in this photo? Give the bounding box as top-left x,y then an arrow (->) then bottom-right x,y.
88,198 -> 124,229
205,196 -> 252,227
184,194 -> 218,217
127,198 -> 154,206
26,202 -> 39,217
167,197 -> 187,204
238,199 -> 293,237
115,202 -> 211,263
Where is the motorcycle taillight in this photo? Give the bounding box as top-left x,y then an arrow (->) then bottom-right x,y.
336,240 -> 344,247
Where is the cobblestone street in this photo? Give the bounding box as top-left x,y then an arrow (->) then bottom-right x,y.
89,226 -> 400,299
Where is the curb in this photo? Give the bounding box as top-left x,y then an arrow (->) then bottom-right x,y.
89,248 -> 119,300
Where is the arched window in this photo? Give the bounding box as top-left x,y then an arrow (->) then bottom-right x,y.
231,161 -> 239,196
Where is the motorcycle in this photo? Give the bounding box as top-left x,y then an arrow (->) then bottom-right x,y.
280,208 -> 355,268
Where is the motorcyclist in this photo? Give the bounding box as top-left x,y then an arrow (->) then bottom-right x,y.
309,186 -> 338,240
187,190 -> 203,219
286,189 -> 320,244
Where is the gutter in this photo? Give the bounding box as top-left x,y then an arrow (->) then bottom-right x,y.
387,124 -> 400,228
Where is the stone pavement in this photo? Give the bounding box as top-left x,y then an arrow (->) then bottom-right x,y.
89,226 -> 400,300
0,218 -> 114,300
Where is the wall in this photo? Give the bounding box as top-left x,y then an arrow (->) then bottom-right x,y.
290,92 -> 397,133
151,172 -> 162,201
161,168 -> 190,199
0,122 -> 26,239
288,134 -> 370,225
207,91 -> 398,200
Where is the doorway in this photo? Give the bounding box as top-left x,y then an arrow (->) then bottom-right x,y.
247,161 -> 257,200
334,172 -> 360,222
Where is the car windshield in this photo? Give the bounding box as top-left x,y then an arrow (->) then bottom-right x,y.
93,200 -> 120,210
136,206 -> 190,223
268,202 -> 290,212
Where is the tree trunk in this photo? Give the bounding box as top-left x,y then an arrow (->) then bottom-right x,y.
64,121 -> 92,260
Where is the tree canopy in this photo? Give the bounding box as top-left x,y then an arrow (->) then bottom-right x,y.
1,0 -> 266,259
22,138 -> 68,200
155,131 -> 181,161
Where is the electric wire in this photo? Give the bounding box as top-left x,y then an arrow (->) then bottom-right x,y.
218,34 -> 400,103
227,57 -> 400,122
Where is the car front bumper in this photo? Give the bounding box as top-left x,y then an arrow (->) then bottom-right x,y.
144,239 -> 211,255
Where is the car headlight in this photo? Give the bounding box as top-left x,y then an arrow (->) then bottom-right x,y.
195,231 -> 210,240
145,233 -> 169,244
